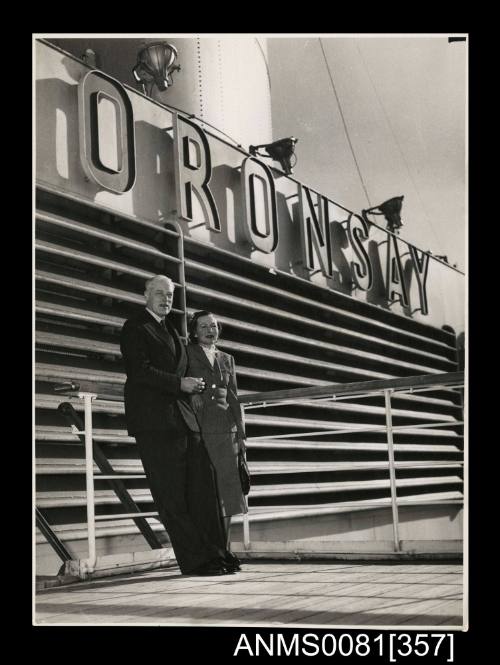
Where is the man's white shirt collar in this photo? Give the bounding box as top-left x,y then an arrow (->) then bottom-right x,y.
146,308 -> 164,324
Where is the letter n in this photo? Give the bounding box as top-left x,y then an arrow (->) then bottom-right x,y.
299,185 -> 332,277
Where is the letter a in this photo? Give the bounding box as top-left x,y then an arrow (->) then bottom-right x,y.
233,634 -> 254,656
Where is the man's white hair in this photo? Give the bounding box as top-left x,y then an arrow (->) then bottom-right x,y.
145,274 -> 174,294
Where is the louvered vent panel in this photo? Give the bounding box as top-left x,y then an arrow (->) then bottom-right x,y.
35,186 -> 463,546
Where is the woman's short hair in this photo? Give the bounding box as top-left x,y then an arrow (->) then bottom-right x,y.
188,311 -> 222,343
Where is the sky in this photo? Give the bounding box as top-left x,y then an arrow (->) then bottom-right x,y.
267,35 -> 466,271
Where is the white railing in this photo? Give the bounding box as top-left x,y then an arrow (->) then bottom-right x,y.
239,372 -> 464,552
53,371 -> 463,572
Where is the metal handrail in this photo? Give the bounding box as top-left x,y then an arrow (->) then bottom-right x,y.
238,371 -> 464,552
239,372 -> 464,406
51,372 -> 463,405
51,371 -> 464,568
248,421 -> 463,440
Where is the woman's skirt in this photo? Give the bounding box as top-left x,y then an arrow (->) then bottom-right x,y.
202,430 -> 248,517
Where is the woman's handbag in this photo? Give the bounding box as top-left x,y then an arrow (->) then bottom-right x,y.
238,451 -> 251,495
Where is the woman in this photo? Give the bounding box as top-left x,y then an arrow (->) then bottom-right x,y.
186,311 -> 248,571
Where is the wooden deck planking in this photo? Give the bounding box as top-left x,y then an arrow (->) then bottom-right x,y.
355,597 -> 462,627
375,580 -> 462,600
140,585 -> 324,624
243,583 -> 383,626
313,580 -> 462,627
119,578 -> 327,623
118,576 -> 355,625
36,562 -> 464,626
259,577 -> 447,626
276,584 -> 461,626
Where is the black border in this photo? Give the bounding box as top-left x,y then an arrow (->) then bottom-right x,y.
30,27 -> 479,663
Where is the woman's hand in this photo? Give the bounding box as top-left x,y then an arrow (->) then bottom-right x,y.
237,438 -> 247,455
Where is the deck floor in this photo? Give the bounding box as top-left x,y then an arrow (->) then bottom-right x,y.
35,561 -> 464,627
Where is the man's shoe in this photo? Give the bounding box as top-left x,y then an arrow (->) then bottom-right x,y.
188,561 -> 226,576
224,562 -> 240,573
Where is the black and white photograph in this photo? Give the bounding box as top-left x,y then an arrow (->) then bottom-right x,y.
34,32 -> 466,639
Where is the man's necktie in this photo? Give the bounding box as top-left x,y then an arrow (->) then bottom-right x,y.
159,318 -> 176,355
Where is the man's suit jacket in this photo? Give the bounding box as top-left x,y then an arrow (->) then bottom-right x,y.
120,309 -> 199,435
186,344 -> 245,438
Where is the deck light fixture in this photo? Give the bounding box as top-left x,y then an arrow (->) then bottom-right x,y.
363,196 -> 404,233
81,49 -> 97,68
133,42 -> 181,97
249,137 -> 298,175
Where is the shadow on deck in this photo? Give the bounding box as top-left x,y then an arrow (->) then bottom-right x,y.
35,560 -> 463,627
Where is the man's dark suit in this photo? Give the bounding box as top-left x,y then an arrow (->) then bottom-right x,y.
120,309 -> 225,574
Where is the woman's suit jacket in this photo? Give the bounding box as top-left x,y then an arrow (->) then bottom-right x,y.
186,344 -> 245,438
186,343 -> 247,516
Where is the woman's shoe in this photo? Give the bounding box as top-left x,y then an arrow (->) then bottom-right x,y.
226,550 -> 241,565
224,551 -> 241,571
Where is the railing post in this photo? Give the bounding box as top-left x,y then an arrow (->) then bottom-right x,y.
79,392 -> 98,572
243,509 -> 250,550
384,388 -> 401,552
241,405 -> 251,551
165,219 -> 187,339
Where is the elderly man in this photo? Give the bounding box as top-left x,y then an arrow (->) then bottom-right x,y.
120,275 -> 232,576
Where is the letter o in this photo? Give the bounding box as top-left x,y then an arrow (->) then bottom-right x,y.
78,69 -> 136,192
241,156 -> 278,253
